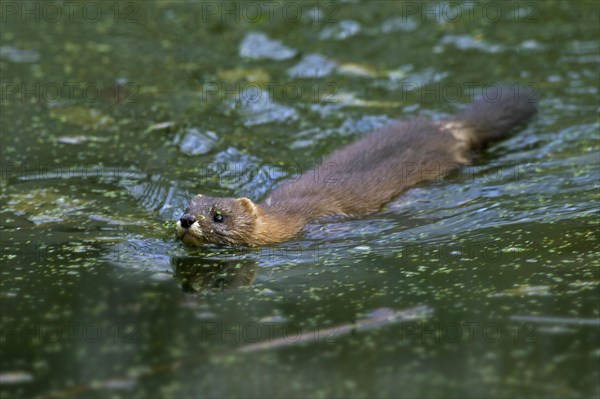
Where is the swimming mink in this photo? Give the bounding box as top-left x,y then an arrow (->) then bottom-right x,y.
176,85 -> 537,246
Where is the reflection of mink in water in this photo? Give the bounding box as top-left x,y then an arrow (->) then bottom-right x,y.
177,86 -> 537,246
172,258 -> 257,292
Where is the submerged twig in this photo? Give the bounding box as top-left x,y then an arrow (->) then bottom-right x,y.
47,305 -> 431,398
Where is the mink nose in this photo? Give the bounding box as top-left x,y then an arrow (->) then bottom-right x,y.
179,214 -> 196,229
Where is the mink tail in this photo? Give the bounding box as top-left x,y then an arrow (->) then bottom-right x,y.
455,84 -> 538,148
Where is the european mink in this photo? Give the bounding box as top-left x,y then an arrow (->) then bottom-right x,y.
177,85 -> 537,246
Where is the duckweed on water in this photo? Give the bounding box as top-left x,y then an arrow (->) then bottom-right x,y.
1,1 -> 599,398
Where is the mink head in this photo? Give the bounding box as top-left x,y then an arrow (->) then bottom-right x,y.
176,195 -> 259,246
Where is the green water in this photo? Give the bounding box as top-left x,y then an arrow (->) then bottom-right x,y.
1,1 -> 599,398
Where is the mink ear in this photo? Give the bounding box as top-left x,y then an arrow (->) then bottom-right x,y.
236,197 -> 258,217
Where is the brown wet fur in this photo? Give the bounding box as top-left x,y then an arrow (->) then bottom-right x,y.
177,86 -> 537,246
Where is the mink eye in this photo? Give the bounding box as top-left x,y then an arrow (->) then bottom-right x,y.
213,213 -> 224,223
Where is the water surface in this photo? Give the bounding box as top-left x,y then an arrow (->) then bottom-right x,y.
1,1 -> 599,398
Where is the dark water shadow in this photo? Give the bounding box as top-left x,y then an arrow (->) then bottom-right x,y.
170,256 -> 257,292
